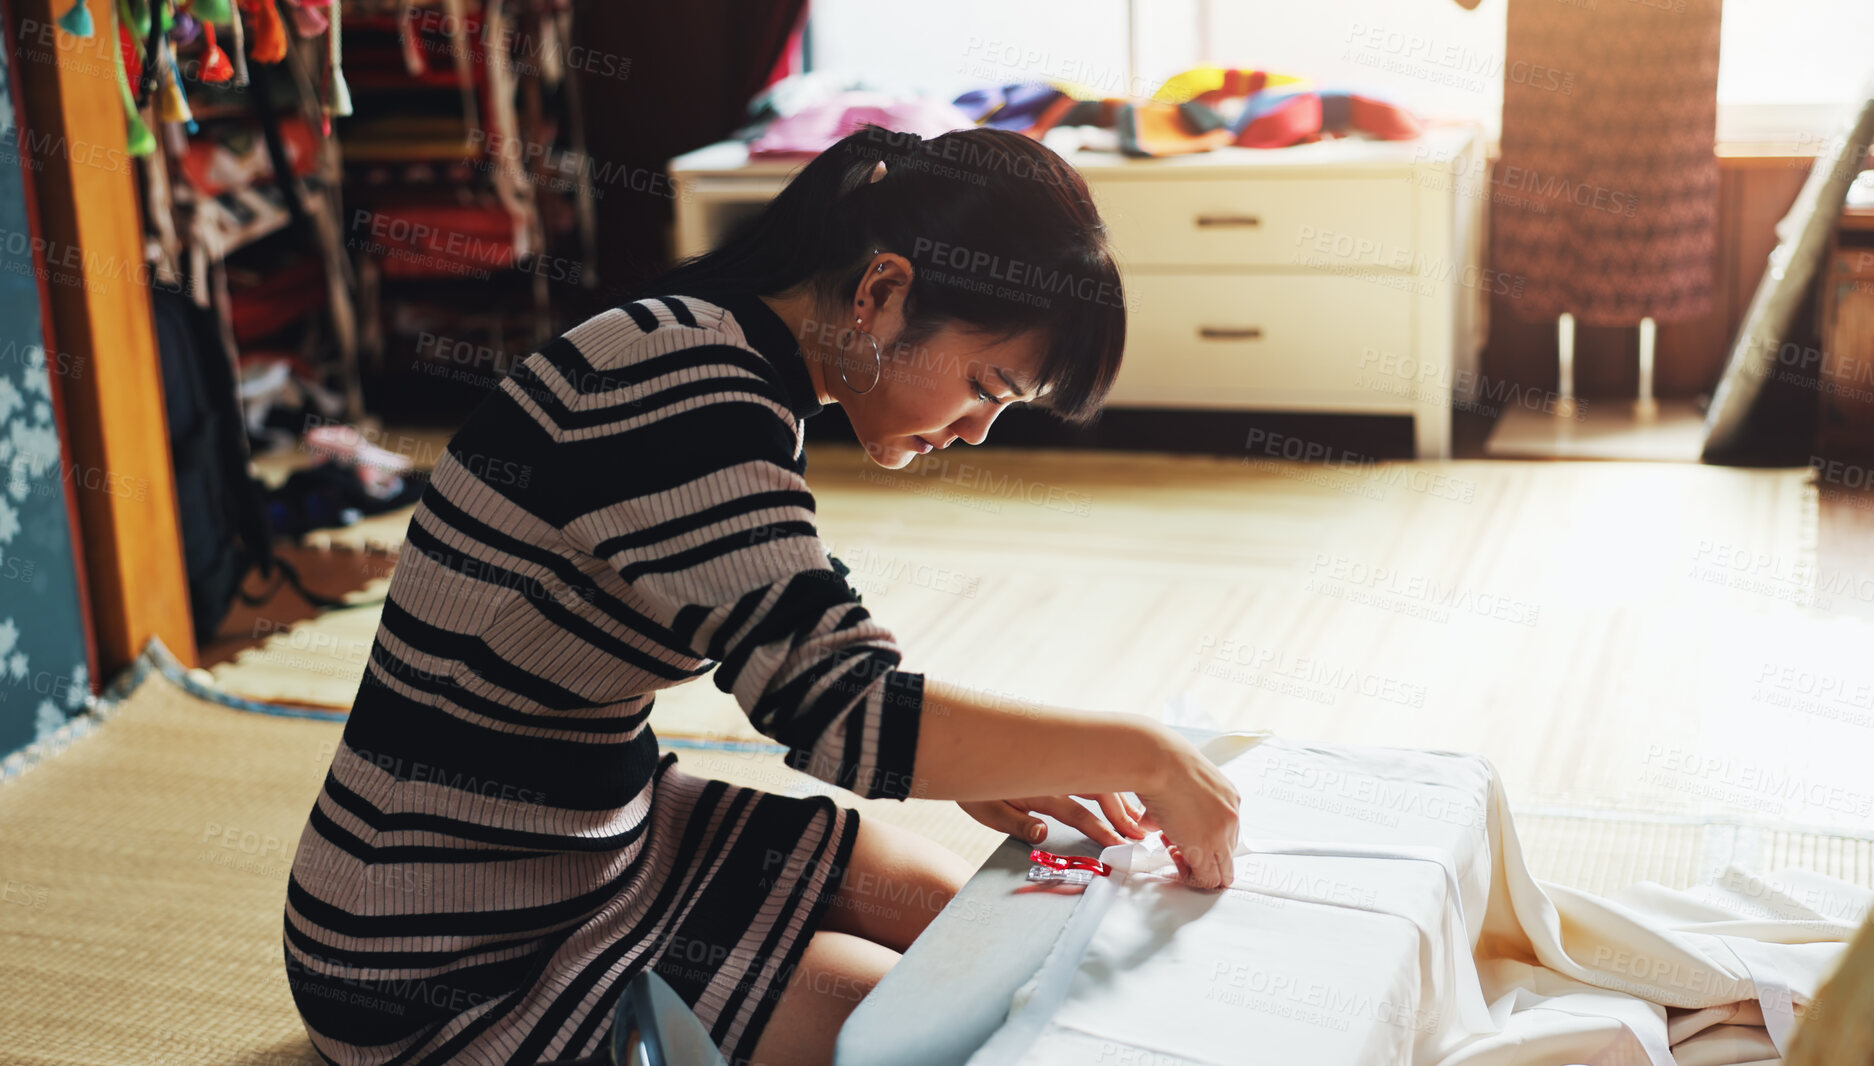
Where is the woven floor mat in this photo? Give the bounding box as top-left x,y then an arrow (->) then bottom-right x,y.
7,639 -> 1870,1066
0,650 -> 342,1066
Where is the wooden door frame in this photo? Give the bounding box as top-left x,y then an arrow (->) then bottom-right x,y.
10,0 -> 196,679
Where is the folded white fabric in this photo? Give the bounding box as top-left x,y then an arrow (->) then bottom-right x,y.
965,736 -> 1869,1066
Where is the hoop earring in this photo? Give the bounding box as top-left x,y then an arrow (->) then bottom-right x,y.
838,324 -> 882,395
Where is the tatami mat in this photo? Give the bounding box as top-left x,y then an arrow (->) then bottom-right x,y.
209,592 -> 388,708
204,447 -> 1874,833
0,653 -> 340,1066
1515,810 -> 1874,899
7,633 -> 1872,1064
0,650 -> 1005,1066
208,448 -> 1820,712
10,445 -> 1868,1063
202,444 -> 1874,831
299,508 -> 418,554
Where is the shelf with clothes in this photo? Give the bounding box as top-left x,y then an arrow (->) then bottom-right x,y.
333,0 -> 492,161
332,0 -> 592,260
166,101 -> 324,256
351,273 -> 555,424
84,0 -> 367,426
334,0 -> 596,422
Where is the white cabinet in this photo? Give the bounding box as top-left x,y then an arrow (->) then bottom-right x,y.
1119,272 -> 1418,403
1094,176 -> 1418,267
669,125 -> 1487,457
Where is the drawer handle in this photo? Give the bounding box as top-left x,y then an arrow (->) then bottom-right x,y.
1198,327 -> 1263,341
1196,214 -> 1261,228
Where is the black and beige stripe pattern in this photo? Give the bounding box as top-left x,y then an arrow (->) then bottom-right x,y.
283,292 -> 925,1065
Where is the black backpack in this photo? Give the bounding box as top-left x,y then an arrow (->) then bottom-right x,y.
151,287 -> 360,643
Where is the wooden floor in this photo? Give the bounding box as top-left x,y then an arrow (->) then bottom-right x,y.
200,439 -> 1874,885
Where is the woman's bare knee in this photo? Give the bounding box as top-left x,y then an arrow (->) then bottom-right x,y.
818,816 -> 974,953
745,931 -> 898,1066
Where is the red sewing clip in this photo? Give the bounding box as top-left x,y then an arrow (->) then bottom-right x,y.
1027,848 -> 1113,886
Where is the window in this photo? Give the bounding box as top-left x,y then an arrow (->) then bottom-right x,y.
807,0 -> 1867,147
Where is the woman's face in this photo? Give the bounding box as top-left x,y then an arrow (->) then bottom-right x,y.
834,254 -> 1050,470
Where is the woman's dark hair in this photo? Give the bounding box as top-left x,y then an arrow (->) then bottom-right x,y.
644,124 -> 1126,425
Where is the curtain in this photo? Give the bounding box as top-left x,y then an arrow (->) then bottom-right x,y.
1488,0 -> 1722,326
574,0 -> 810,293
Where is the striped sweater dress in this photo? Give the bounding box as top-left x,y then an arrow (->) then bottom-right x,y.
283,290 -> 926,1066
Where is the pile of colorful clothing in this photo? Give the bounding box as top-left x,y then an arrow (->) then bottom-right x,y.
960,67 -> 1423,155
745,67 -> 1424,161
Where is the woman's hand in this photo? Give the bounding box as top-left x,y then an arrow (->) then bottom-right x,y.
911,680 -> 1240,889
959,793 -> 1149,848
1133,728 -> 1242,891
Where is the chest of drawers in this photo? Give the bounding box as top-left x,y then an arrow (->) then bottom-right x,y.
670,124 -> 1488,457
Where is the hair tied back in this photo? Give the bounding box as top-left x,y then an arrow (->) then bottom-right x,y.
882,128 -> 925,162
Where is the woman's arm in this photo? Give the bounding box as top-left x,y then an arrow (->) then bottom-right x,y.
910,680 -> 1171,801
910,680 -> 1242,889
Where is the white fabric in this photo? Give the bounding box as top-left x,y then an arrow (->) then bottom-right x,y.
967,736 -> 1869,1066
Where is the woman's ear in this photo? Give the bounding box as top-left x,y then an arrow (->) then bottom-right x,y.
856,253 -> 915,322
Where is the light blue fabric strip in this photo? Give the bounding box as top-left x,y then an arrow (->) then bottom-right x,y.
964,839 -> 1133,1066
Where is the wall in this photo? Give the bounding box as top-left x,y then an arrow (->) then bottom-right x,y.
810,0 -> 1873,144
808,2 -> 1866,401
0,0 -> 97,760
809,0 -> 1504,135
